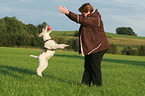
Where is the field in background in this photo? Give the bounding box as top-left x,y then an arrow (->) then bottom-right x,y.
106,33 -> 145,46
52,31 -> 145,46
0,47 -> 145,96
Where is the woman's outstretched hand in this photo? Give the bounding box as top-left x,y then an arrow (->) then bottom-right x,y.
58,6 -> 69,15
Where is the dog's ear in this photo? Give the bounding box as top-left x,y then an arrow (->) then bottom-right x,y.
45,26 -> 48,31
47,30 -> 52,34
42,28 -> 45,32
39,33 -> 43,37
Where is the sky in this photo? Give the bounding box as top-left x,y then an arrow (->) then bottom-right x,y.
0,0 -> 145,37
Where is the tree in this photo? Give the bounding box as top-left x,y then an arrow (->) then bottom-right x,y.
116,27 -> 137,36
3,16 -> 24,34
27,24 -> 38,34
37,22 -> 48,33
0,18 -> 7,46
41,22 -> 47,28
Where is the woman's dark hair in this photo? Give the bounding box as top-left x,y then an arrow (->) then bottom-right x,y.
78,3 -> 94,13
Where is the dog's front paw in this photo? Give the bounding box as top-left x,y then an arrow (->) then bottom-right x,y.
38,74 -> 42,77
37,74 -> 42,77
37,70 -> 43,77
62,44 -> 69,47
64,45 -> 69,47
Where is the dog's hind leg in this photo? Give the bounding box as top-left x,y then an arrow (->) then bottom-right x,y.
37,58 -> 45,77
37,51 -> 55,77
37,66 -> 43,77
39,60 -> 48,75
37,58 -> 49,77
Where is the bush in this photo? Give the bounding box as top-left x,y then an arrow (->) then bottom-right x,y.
74,30 -> 79,37
52,37 -> 66,44
66,38 -> 79,51
69,30 -> 79,37
130,50 -> 139,55
138,45 -> 145,56
107,44 -> 118,54
122,46 -> 139,56
72,38 -> 79,52
116,27 -> 137,36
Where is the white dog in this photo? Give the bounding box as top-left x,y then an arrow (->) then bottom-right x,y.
30,26 -> 69,77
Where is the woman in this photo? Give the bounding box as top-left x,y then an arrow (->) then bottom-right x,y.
58,3 -> 109,86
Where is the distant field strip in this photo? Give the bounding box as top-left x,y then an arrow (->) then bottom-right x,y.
108,37 -> 145,45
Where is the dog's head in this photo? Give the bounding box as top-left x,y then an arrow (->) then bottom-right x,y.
39,26 -> 52,41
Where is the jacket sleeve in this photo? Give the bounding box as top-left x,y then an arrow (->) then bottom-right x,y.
66,11 -> 99,27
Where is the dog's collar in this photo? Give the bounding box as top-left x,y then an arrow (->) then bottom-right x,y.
43,47 -> 56,52
44,39 -> 51,43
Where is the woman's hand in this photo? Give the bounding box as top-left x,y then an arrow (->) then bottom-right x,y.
58,6 -> 69,15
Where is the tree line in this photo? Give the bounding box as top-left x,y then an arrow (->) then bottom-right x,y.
0,16 -> 79,51
0,16 -> 49,48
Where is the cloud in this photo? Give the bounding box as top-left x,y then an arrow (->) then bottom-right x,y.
98,0 -> 145,36
112,0 -> 127,3
102,11 -> 145,36
20,0 -> 33,2
0,7 -> 12,11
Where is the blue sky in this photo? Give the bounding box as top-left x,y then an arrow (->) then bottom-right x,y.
0,0 -> 145,37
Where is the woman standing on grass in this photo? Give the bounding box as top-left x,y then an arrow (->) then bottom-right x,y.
58,3 -> 109,86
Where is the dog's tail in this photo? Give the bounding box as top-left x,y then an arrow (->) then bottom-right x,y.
30,55 -> 38,58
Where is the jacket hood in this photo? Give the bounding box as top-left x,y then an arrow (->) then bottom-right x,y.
90,9 -> 100,17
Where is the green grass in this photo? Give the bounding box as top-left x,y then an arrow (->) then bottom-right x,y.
0,47 -> 145,96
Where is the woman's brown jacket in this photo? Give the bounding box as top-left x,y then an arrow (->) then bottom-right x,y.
66,9 -> 109,55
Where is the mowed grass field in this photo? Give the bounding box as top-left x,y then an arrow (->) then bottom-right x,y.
0,47 -> 145,96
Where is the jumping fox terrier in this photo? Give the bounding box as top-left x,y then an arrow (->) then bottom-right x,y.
30,26 -> 69,77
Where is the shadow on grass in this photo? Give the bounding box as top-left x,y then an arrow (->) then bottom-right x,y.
45,74 -> 81,86
0,65 -> 81,86
54,54 -> 84,59
103,58 -> 145,67
54,54 -> 145,67
0,65 -> 36,78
